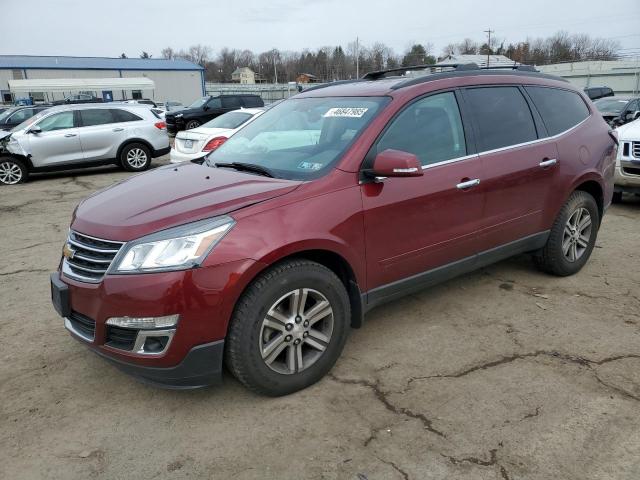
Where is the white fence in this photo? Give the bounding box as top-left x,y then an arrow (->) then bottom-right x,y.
205,83 -> 319,103
539,60 -> 640,95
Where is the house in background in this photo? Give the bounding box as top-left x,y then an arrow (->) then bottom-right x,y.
231,67 -> 256,84
296,73 -> 319,84
436,54 -> 517,68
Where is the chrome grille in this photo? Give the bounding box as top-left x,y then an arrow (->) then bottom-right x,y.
633,142 -> 640,158
62,230 -> 124,283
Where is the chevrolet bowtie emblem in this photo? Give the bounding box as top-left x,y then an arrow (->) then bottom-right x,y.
62,243 -> 76,260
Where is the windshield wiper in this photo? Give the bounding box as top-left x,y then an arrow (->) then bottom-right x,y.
214,162 -> 276,178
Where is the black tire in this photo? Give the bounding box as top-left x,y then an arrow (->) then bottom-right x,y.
120,143 -> 152,172
612,191 -> 623,204
185,119 -> 201,130
0,156 -> 28,185
225,259 -> 350,396
533,190 -> 600,277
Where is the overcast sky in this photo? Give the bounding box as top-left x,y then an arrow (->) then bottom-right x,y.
2,0 -> 639,58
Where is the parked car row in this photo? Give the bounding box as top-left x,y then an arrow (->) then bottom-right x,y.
594,96 -> 640,127
165,94 -> 264,135
0,103 -> 169,185
50,64 -> 616,395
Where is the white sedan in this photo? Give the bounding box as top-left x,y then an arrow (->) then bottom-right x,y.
170,108 -> 265,163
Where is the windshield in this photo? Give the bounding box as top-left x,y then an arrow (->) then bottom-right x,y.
188,97 -> 210,109
10,110 -> 46,132
206,96 -> 389,180
0,108 -> 17,123
202,111 -> 255,129
595,98 -> 629,114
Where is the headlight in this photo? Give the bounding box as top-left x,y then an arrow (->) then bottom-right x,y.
113,216 -> 235,273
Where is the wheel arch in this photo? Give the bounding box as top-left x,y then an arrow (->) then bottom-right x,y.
116,138 -> 154,161
232,247 -> 365,330
573,177 -> 604,223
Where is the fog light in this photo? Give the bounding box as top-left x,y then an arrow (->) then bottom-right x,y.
106,314 -> 179,329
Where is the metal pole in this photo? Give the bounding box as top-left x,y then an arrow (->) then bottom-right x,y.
273,55 -> 278,84
356,37 -> 359,78
484,29 -> 494,67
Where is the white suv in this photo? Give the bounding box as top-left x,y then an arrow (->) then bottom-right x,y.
0,104 -> 170,185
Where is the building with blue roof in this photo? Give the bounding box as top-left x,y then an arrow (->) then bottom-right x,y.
0,55 -> 206,105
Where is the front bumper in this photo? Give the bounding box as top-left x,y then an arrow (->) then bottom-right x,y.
50,258 -> 259,388
614,162 -> 640,193
94,339 -> 225,389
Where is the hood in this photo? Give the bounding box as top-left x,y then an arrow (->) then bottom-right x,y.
616,118 -> 640,140
72,162 -> 302,241
166,107 -> 200,118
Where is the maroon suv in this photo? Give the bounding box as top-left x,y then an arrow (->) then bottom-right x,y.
51,64 -> 616,396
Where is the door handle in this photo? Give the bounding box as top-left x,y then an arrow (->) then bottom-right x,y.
112,128 -> 124,132
64,133 -> 77,137
456,178 -> 480,190
539,158 -> 557,168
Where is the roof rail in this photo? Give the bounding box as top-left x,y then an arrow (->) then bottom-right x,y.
479,64 -> 539,72
362,63 -> 479,80
301,79 -> 364,93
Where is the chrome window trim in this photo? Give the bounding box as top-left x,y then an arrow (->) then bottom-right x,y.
477,115 -> 590,157
421,153 -> 478,170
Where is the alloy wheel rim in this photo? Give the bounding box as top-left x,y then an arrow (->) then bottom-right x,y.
0,161 -> 22,184
259,288 -> 334,375
186,121 -> 199,129
563,207 -> 592,262
126,148 -> 148,168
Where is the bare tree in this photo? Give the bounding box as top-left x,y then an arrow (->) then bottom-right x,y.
161,47 -> 175,60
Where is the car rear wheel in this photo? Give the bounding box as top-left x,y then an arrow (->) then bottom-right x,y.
0,157 -> 28,185
225,259 -> 350,396
120,143 -> 151,172
533,190 -> 600,276
185,120 -> 201,130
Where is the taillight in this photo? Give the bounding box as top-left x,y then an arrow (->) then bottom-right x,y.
202,136 -> 227,152
154,121 -> 166,130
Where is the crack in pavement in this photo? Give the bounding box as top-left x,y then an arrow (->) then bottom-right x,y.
442,448 -> 512,479
0,268 -> 50,277
375,456 -> 410,480
327,373 -> 445,438
405,351 -> 640,403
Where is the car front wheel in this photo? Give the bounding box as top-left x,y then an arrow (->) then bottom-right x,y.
0,157 -> 28,185
185,120 -> 201,130
225,259 -> 350,396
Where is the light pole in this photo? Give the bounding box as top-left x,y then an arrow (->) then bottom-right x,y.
484,29 -> 494,67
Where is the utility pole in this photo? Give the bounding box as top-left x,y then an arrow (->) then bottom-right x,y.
273,54 -> 278,84
483,29 -> 494,67
356,36 -> 359,78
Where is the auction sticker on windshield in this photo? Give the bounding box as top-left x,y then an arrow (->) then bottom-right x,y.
324,107 -> 368,118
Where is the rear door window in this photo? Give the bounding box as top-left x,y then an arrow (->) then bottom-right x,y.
80,109 -> 115,127
375,91 -> 467,166
464,86 -> 538,151
221,97 -> 242,109
525,86 -> 590,136
242,96 -> 263,107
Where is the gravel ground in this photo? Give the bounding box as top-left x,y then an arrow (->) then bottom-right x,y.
1,158 -> 639,479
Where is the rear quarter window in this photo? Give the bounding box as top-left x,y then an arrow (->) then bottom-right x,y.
113,109 -> 143,122
525,86 -> 590,136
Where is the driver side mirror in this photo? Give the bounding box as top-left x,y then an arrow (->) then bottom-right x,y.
28,126 -> 42,134
366,149 -> 423,180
